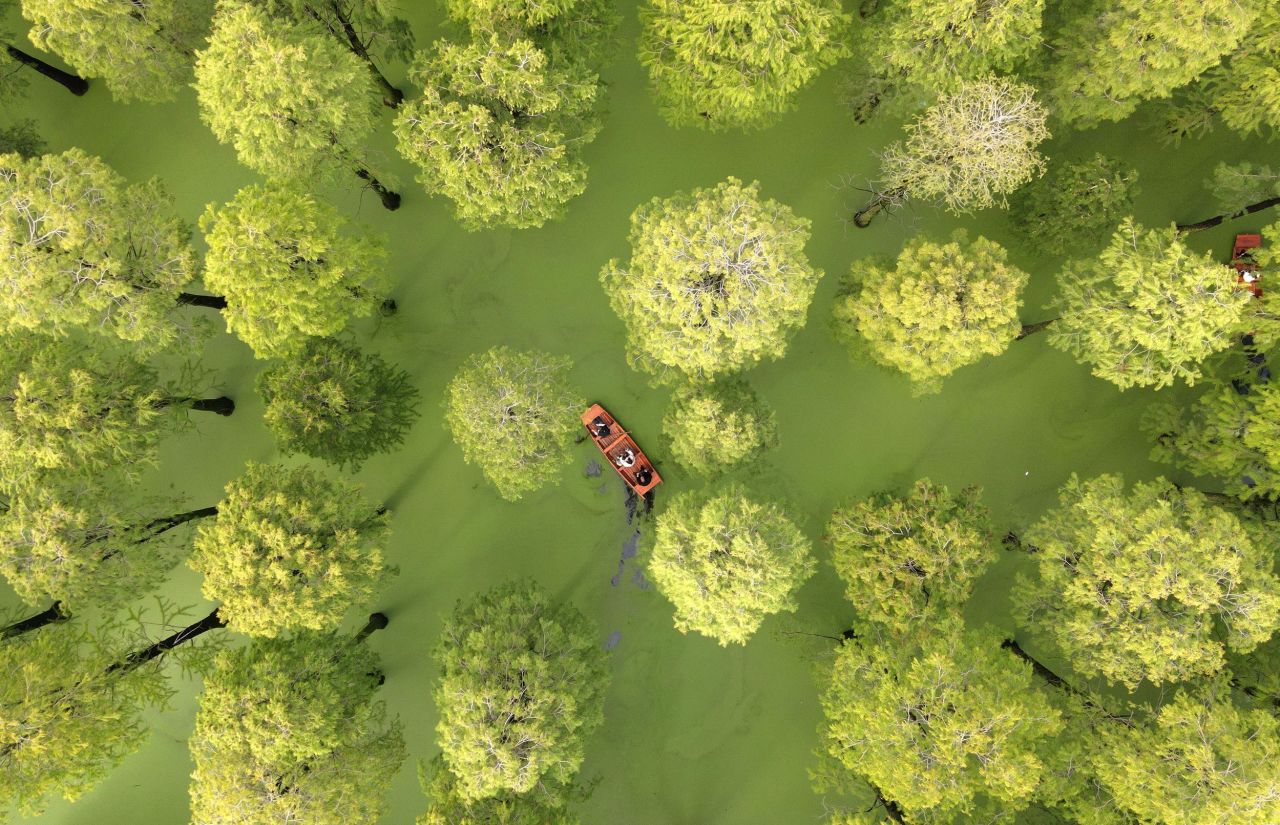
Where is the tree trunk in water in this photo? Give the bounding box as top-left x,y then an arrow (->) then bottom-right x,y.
188,397 -> 235,416
1177,196 -> 1280,233
109,608 -> 225,674
1002,638 -> 1070,690
853,189 -> 904,228
5,45 -> 89,95
142,506 -> 218,538
1,601 -> 69,640
176,292 -> 227,310
354,612 -> 389,644
1230,677 -> 1280,710
871,785 -> 907,825
1016,318 -> 1058,340
355,167 -> 401,211
379,298 -> 398,316
322,0 -> 403,107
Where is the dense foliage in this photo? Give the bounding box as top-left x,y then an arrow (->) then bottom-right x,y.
834,231 -> 1029,394
433,581 -> 609,801
1015,474 -> 1280,688
200,184 -> 388,358
649,484 -> 815,645
602,178 -> 822,383
1010,154 -> 1140,255
0,149 -> 199,351
189,463 -> 391,637
257,336 -> 419,470
443,347 -> 583,501
638,0 -> 850,131
662,379 -> 778,475
190,631 -> 404,825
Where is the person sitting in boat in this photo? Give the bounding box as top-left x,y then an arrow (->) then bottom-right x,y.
635,465 -> 653,486
592,415 -> 611,437
616,448 -> 636,468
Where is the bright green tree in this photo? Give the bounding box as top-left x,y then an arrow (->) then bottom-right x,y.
1009,154 -> 1140,256
1048,219 -> 1256,390
416,755 -> 581,825
0,149 -> 204,351
1041,0 -> 1264,128
259,0 -> 412,106
257,337 -> 419,470
443,346 -> 582,502
434,580 -> 609,801
827,479 -> 996,638
649,484 -> 815,646
638,0 -> 850,131
601,178 -> 822,383
845,0 -> 1043,119
0,615 -> 190,815
662,379 -> 777,475
834,231 -> 1029,394
18,0 -> 214,103
1014,474 -> 1280,689
190,626 -> 403,825
0,335 -> 232,493
1147,380 -> 1280,502
200,183 -> 389,359
1094,688 -> 1280,825
1157,13 -> 1280,143
444,0 -> 620,67
194,1 -> 398,206
0,474 -> 216,609
394,35 -> 600,230
855,79 -> 1049,226
817,628 -> 1063,821
189,462 -> 391,637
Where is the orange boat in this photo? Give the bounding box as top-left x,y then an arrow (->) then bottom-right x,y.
581,403 -> 661,496
1232,233 -> 1263,297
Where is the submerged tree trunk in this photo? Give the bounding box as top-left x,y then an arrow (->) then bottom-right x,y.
355,167 -> 401,211
1,601 -> 69,640
1016,318 -> 1058,340
109,608 -> 225,674
1002,638 -> 1133,726
176,396 -> 236,416
870,784 -> 906,825
853,188 -> 905,228
1177,196 -> 1280,233
176,292 -> 227,310
354,611 -> 389,644
142,506 -> 218,538
5,45 -> 89,95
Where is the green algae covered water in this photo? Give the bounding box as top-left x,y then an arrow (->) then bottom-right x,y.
3,3 -> 1276,824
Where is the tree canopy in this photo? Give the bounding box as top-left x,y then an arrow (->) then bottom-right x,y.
827,479 -> 996,638
434,580 -> 609,801
1042,0 -> 1264,128
18,0 -> 214,103
257,336 -> 419,470
416,755 -> 580,825
662,379 -> 778,475
0,474 -> 211,609
602,178 -> 822,383
638,0 -> 850,131
834,231 -> 1029,394
649,484 -> 815,645
443,347 -> 582,502
190,631 -> 404,825
1094,688 -> 1280,825
394,35 -> 599,230
1048,219 -> 1256,390
189,462 -> 391,637
200,183 -> 388,359
0,149 -> 199,351
817,628 -> 1062,820
1009,154 -> 1140,256
0,334 -> 209,493
857,79 -> 1049,224
1015,474 -> 1280,688
0,618 -> 170,815
194,1 -> 390,197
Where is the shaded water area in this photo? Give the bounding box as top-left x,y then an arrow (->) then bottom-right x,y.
3,3 -> 1275,824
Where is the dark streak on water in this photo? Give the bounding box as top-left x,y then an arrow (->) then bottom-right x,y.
604,630 -> 621,650
611,529 -> 641,587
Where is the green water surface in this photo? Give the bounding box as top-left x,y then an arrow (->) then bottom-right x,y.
3,3 -> 1275,824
